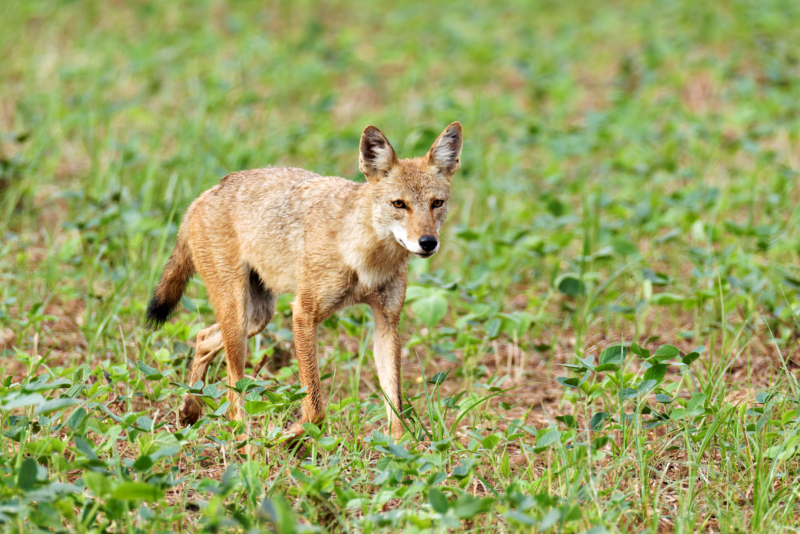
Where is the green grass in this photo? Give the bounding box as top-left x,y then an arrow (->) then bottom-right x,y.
3,0 -> 800,531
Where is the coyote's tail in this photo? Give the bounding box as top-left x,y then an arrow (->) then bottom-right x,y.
146,225 -> 194,328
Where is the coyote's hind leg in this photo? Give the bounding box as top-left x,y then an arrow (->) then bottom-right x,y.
178,324 -> 223,426
177,270 -> 276,427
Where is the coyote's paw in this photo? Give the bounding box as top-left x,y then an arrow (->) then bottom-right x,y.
265,422 -> 307,446
235,431 -> 254,457
177,395 -> 203,427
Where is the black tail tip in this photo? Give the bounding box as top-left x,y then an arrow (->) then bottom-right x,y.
146,296 -> 173,329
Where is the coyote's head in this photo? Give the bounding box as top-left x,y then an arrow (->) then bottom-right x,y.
359,122 -> 462,258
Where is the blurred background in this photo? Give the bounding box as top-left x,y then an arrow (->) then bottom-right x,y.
3,0 -> 800,387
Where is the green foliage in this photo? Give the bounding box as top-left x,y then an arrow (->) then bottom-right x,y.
3,0 -> 800,531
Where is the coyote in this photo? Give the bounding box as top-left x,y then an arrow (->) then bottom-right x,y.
146,122 -> 463,441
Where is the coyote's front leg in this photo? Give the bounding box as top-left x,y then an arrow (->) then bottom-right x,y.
368,277 -> 407,441
284,299 -> 325,438
371,303 -> 405,440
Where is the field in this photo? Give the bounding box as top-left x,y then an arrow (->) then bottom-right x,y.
3,0 -> 800,531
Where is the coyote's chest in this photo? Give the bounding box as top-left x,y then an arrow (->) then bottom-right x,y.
353,264 -> 398,292
342,241 -> 407,294
315,263 -> 397,318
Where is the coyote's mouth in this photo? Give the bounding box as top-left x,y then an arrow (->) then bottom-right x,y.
415,251 -> 435,258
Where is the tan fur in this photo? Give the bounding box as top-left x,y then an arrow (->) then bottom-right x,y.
148,122 -> 463,442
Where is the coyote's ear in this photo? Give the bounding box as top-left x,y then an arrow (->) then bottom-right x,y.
359,126 -> 398,183
426,122 -> 462,176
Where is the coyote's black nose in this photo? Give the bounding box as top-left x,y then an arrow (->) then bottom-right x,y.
419,235 -> 438,252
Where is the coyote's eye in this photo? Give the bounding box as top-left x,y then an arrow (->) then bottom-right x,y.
392,200 -> 407,209
431,199 -> 444,208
